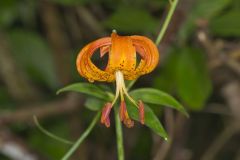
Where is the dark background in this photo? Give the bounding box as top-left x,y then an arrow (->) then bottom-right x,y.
0,0 -> 240,159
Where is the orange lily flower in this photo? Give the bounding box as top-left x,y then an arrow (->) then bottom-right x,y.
76,31 -> 159,128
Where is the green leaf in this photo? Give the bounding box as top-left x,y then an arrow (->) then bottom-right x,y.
0,0 -> 18,28
210,10 -> 240,37
178,0 -> 231,42
78,91 -> 168,138
176,47 -> 212,110
104,6 -> 158,33
130,88 -> 188,117
82,93 -> 168,138
153,51 -> 180,92
57,83 -> 110,101
8,30 -> 59,89
126,102 -> 168,139
0,87 -> 12,106
84,97 -> 105,111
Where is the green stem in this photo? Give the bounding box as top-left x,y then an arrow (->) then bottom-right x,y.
127,0 -> 179,90
33,115 -> 73,145
114,107 -> 124,160
61,112 -> 101,160
155,0 -> 179,46
61,1 -> 179,159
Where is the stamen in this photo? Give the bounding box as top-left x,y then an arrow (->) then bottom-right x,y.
114,71 -> 139,128
123,87 -> 138,107
105,116 -> 110,128
119,101 -> 126,122
111,73 -> 121,106
101,103 -> 112,127
115,71 -> 138,107
138,100 -> 145,124
123,118 -> 134,128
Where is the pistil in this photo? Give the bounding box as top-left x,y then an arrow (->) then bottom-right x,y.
101,71 -> 145,128
115,71 -> 136,128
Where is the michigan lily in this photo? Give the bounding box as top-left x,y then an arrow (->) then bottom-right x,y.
76,31 -> 159,128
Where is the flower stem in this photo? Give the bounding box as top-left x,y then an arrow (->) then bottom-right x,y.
155,0 -> 179,46
127,0 -> 179,90
114,107 -> 124,160
61,111 -> 101,160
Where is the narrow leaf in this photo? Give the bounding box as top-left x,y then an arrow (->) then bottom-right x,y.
33,115 -> 73,145
57,83 -> 109,101
210,10 -> 240,37
84,97 -> 105,111
178,0 -> 231,42
8,30 -> 59,89
130,88 -> 188,117
176,47 -> 212,110
61,112 -> 101,160
126,102 -> 168,140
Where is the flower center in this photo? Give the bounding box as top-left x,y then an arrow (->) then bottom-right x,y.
112,71 -> 137,106
115,71 -> 135,127
101,70 -> 145,128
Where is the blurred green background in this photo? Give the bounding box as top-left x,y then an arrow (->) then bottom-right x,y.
0,0 -> 240,159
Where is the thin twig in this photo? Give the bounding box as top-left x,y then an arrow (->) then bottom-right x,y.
61,111 -> 100,160
201,124 -> 240,160
0,94 -> 81,125
222,81 -> 240,120
197,30 -> 240,76
76,6 -> 107,37
200,81 -> 240,159
33,115 -> 73,145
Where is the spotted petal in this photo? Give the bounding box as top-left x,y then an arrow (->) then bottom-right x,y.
76,33 -> 159,82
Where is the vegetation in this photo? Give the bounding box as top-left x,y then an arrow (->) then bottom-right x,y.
0,0 -> 239,159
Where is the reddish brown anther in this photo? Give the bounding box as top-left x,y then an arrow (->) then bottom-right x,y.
101,103 -> 112,127
119,101 -> 126,121
138,100 -> 145,124
104,117 -> 110,128
124,118 -> 134,128
119,100 -> 134,128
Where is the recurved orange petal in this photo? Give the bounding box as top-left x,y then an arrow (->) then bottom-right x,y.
76,32 -> 159,83
105,32 -> 137,78
131,35 -> 159,76
76,37 -> 115,82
